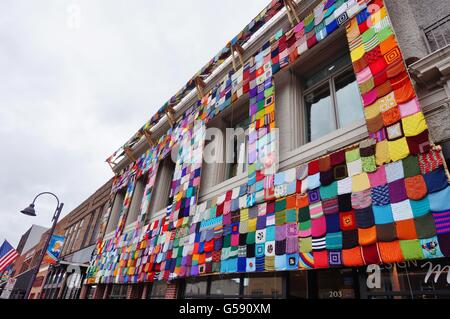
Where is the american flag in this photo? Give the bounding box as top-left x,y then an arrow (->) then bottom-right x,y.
0,240 -> 19,273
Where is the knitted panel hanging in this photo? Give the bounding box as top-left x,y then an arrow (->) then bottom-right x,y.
86,0 -> 450,285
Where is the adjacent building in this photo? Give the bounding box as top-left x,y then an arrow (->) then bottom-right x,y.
38,179 -> 113,299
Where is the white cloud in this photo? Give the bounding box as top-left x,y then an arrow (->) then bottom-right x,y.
0,0 -> 267,246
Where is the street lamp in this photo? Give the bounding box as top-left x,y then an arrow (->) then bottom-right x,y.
20,192 -> 64,299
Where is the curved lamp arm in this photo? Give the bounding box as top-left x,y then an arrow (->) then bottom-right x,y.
31,192 -> 60,207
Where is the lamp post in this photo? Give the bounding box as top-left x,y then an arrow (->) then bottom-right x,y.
20,192 -> 64,299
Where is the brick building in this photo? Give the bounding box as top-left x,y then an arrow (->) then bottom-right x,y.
11,221 -> 68,299
39,179 -> 113,299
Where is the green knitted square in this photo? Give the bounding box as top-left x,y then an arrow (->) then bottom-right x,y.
246,232 -> 256,245
362,156 -> 377,173
299,237 -> 313,253
400,240 -> 424,260
275,199 -> 286,212
345,148 -> 361,163
320,182 -> 338,200
298,207 -> 310,223
285,209 -> 298,223
402,155 -> 421,178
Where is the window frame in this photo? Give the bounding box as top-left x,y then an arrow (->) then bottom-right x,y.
302,63 -> 358,144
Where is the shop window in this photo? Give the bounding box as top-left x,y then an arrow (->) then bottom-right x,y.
288,271 -> 309,299
105,188 -> 126,234
363,260 -> 450,299
86,285 -> 96,299
126,175 -> 147,226
209,275 -> 241,298
316,269 -> 357,299
149,281 -> 168,299
147,155 -> 176,221
242,273 -> 285,299
184,277 -> 208,299
108,284 -> 128,299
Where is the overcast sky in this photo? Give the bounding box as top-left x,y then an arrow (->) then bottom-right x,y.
0,0 -> 266,247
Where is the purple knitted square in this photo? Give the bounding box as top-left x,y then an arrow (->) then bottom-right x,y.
388,179 -> 408,203
308,188 -> 321,203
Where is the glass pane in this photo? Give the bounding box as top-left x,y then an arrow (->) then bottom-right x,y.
304,83 -> 335,142
210,276 -> 241,298
364,260 -> 450,299
243,273 -> 284,298
317,269 -> 356,299
305,54 -> 352,89
184,278 -> 208,298
288,271 -> 308,299
334,70 -> 364,128
150,281 -> 168,299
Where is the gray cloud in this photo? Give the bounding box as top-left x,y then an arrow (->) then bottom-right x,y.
0,0 -> 266,247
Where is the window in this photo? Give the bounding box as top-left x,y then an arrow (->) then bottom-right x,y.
184,277 -> 208,298
108,284 -> 128,299
67,219 -> 84,253
303,54 -> 363,143
148,281 -> 168,299
86,285 -> 96,299
90,203 -> 108,245
81,213 -> 94,249
316,269 -> 357,299
200,97 -> 249,194
242,273 -> 285,298
147,155 -> 175,221
288,271 -> 309,299
126,175 -> 147,226
225,115 -> 249,180
105,188 -> 126,234
362,260 -> 450,299
209,275 -> 241,298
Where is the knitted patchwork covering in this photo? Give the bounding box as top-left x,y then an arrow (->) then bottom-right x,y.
86,0 -> 450,285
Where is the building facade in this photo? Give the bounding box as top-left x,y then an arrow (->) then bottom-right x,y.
38,179 -> 113,299
10,221 -> 68,299
82,0 -> 450,299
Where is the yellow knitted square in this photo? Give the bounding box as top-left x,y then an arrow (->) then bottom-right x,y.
351,173 -> 371,193
388,137 -> 410,162
351,45 -> 365,62
375,140 -> 391,165
402,112 -> 427,137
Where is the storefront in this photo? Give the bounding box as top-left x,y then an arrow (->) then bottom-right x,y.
125,257 -> 449,299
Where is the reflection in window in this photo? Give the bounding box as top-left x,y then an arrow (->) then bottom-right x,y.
126,176 -> 147,226
305,83 -> 335,141
303,54 -> 364,143
317,269 -> 356,299
108,284 -> 128,299
149,281 -> 168,299
147,155 -> 175,221
210,276 -> 241,298
365,261 -> 450,299
335,70 -> 364,128
105,189 -> 126,234
184,278 -> 208,298
243,273 -> 285,298
288,271 -> 308,299
225,116 -> 249,180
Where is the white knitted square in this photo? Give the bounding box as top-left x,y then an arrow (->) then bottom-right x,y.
392,200 -> 413,221
338,177 -> 353,195
347,159 -> 363,176
385,161 -> 404,183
